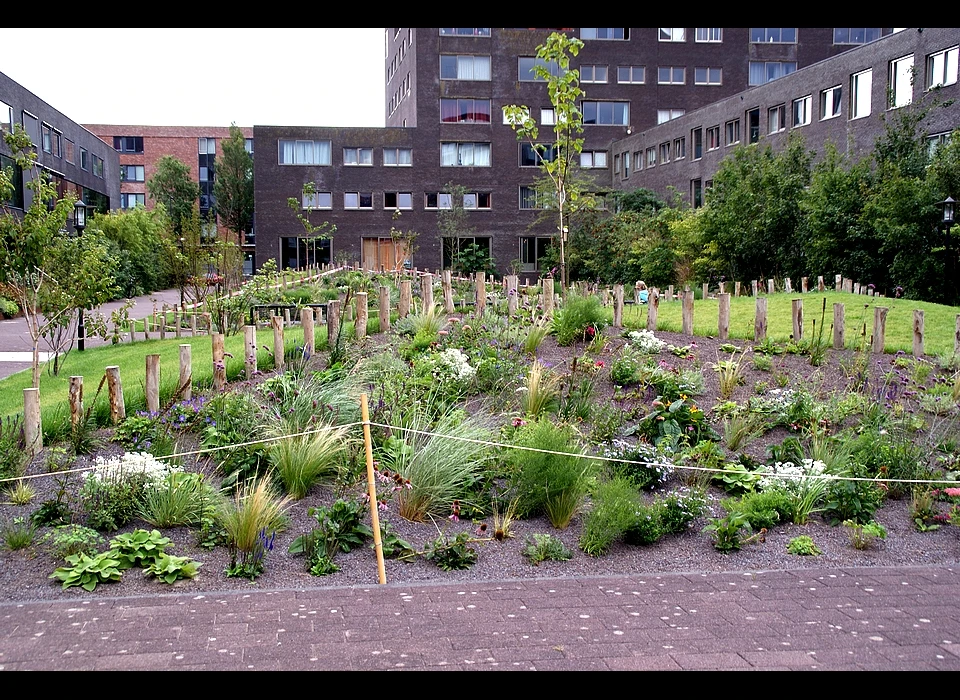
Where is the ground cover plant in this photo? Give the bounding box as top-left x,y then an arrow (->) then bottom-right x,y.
2,270 -> 960,602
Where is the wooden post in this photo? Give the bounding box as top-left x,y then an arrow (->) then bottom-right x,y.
212,333 -> 226,392
801,277 -> 808,293
244,325 -> 257,379
701,282 -> 709,300
818,275 -> 825,292
613,284 -> 624,328
203,313 -> 212,335
543,279 -> 554,318
378,286 -> 390,333
792,299 -> 803,341
271,316 -> 285,371
152,304 -> 158,337
833,303 -> 845,349
755,297 -> 768,341
441,270 -> 455,314
667,284 -> 674,301
174,307 -> 181,338
872,306 -> 888,354
143,314 -> 150,341
853,282 -> 861,295
301,307 -> 315,355
718,281 -> 725,295
835,274 -> 842,292
718,293 -> 730,341
506,275 -> 518,317
23,388 -> 41,456
474,271 -> 486,317
767,279 -> 775,295
355,292 -> 368,339
190,313 -> 197,336
421,273 -> 434,312
145,354 -> 160,415
734,281 -> 741,297
784,278 -> 792,294
647,289 -> 659,331
913,309 -> 925,358
68,376 -> 83,429
955,315 -> 960,358
327,299 -> 341,350
179,344 -> 192,400
283,307 -> 291,326
681,290 -> 694,336
106,366 -> 125,424
751,280 -> 758,296
159,304 -> 167,340
398,280 -> 412,318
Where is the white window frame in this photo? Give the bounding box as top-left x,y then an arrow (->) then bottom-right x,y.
580,64 -> 608,83
425,193 -> 453,210
821,85 -> 843,120
889,54 -> 914,108
659,28 -> 686,42
503,106 -> 530,125
768,104 -> 786,134
645,147 -> 656,168
724,119 -> 740,146
695,28 -> 722,42
850,69 -> 873,119
383,147 -> 412,166
279,139 -> 332,166
658,143 -> 670,165
793,95 -> 812,127
617,65 -> 645,84
674,137 -> 686,160
750,28 -> 797,43
694,67 -> 722,85
706,125 -> 720,151
440,54 -> 491,81
657,108 -> 685,124
540,108 -> 556,125
302,191 -> 332,209
344,192 -> 373,210
582,101 -> 630,126
383,192 -> 413,210
658,66 -> 685,85
462,192 -> 492,210
440,142 -> 491,167
580,28 -> 628,40
580,151 -> 608,169
343,147 -> 373,166
927,46 -> 959,89
519,186 -> 544,210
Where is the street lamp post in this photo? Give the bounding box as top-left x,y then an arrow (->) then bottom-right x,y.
74,199 -> 87,352
941,196 -> 955,291
178,236 -> 185,308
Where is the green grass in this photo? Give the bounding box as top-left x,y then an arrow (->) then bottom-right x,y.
617,290 -> 960,357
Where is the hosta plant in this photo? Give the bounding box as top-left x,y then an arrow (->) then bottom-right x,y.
50,551 -> 123,591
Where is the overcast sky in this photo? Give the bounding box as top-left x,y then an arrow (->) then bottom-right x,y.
1,28 -> 386,128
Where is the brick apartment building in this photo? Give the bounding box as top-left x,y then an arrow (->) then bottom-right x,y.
84,125 -> 255,273
254,28 -> 895,276
0,72 -> 118,224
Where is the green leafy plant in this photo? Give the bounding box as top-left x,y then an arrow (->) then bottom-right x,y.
490,495 -> 520,542
2,516 -> 35,550
108,529 -> 172,570
602,439 -> 673,490
787,535 -> 822,556
656,488 -> 707,534
623,502 -> 664,545
41,524 -> 104,559
712,461 -> 765,495
289,498 -> 373,575
722,490 -> 793,531
579,477 -> 641,556
143,552 -> 202,583
843,519 -> 887,550
702,511 -> 754,553
551,293 -> 606,346
49,551 -> 123,591
722,413 -> 767,452
424,530 -> 478,571
378,521 -> 416,560
910,488 -> 941,532
639,395 -> 715,447
523,533 -> 573,565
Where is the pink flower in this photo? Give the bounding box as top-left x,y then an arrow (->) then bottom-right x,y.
595,360 -> 605,368
513,417 -> 527,427
945,488 -> 960,498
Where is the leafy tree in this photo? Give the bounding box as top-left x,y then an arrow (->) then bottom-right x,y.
437,182 -> 475,269
93,206 -> 174,296
214,124 -> 254,243
286,182 -> 337,269
505,31 -> 597,287
147,155 -> 200,237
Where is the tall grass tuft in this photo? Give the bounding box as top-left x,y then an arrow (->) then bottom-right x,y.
267,422 -> 351,499
520,359 -> 561,419
382,406 -> 492,522
216,475 -> 291,572
522,317 -> 551,355
579,477 -> 641,556
139,471 -> 218,528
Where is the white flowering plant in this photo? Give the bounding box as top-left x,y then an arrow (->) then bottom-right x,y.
432,348 -> 477,386
81,452 -> 180,532
758,458 -> 832,525
627,329 -> 667,354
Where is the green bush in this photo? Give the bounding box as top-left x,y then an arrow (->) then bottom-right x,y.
656,488 -> 707,534
579,478 -> 641,556
523,533 -> 573,565
623,502 -> 664,545
551,294 -> 606,346
722,490 -> 793,530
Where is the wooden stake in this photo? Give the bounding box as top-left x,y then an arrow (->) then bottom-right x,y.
718,293 -> 730,341
421,273 -> 434,312
682,290 -> 694,335
833,303 -> 845,350
378,286 -> 391,333
913,309 -> 925,358
872,307 -> 888,354
755,297 -> 768,341
271,316 -> 285,371
244,325 -> 257,379
106,366 -> 125,424
506,275 -> 518,317
355,292 -> 368,340
784,278 -> 792,294
613,284 -> 624,328
360,393 -> 387,585
145,354 -> 160,414
398,280 -> 411,318
647,289 -> 659,331
212,333 -> 226,392
69,376 -> 83,429
23,388 -> 41,456
301,307 -> 315,356
179,344 -> 192,400
327,299 -> 341,350
792,298 -> 803,341
474,271 -> 486,318
441,270 -> 455,313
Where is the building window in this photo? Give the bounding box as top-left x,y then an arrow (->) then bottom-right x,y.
793,95 -> 812,127
440,54 -> 491,81
927,131 -> 953,158
79,148 -> 88,171
768,104 -> 786,134
120,165 -> 145,182
440,98 -> 491,123
343,147 -> 374,165
623,151 -> 631,178
541,108 -> 556,125
658,66 -> 685,85
695,28 -> 722,42
724,119 -> 740,146
645,147 -> 656,168
520,143 -> 559,166
750,28 -> 797,43
633,151 -> 642,171
851,69 -> 873,119
582,101 -> 629,125
692,179 -> 703,208
674,137 -> 686,160
245,139 -> 254,154
113,136 -> 144,153
617,65 -> 645,84
580,28 -> 628,40
439,28 -> 490,36
383,147 -> 412,166
580,65 -> 608,83
927,46 -> 958,89
64,139 -> 75,164
692,127 -> 703,159
120,193 -> 145,209
889,55 -> 914,108
463,192 -> 491,210
41,123 -> 52,153
425,193 -> 453,209
302,190 -> 332,209
657,108 -> 685,124
383,192 -> 413,209
519,186 -> 544,210
659,28 -> 685,42
706,125 -> 720,151
279,140 -> 332,165
694,67 -> 722,85
834,28 -> 884,45
21,112 -> 39,147
443,236 -> 491,269
747,108 -> 760,144
519,57 -> 560,81
0,100 -> 12,135
344,192 -> 373,209
821,85 -> 842,120
441,142 -> 491,167
748,61 -> 797,85
580,151 -> 608,168
198,137 -> 216,154
613,154 -> 620,173
658,143 -> 670,164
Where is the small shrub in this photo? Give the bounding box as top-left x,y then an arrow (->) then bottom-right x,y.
41,524 -> 105,559
520,359 -> 561,419
579,478 -> 641,556
523,533 -> 573,565
2,516 -> 35,550
551,294 -> 606,346
722,490 -> 792,530
656,488 -> 707,534
787,535 -> 821,556
910,488 -> 941,532
424,530 -> 478,571
702,511 -> 752,553
601,439 -> 673,490
843,519 -> 887,550
623,503 -> 664,546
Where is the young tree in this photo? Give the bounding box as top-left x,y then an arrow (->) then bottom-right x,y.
504,31 -> 595,287
287,181 -> 337,268
214,124 -> 254,244
436,182 -> 474,269
147,155 -> 200,236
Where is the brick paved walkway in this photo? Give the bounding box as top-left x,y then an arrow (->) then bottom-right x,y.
2,565 -> 960,670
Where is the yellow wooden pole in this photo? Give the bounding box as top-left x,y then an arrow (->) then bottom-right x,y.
361,393 -> 387,584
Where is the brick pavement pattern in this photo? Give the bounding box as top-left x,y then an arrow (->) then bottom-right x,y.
3,565 -> 960,670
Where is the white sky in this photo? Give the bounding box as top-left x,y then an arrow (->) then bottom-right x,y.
1,28 -> 386,128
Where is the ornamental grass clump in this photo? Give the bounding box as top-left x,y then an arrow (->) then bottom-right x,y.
519,359 -> 561,419
266,422 -> 351,499
579,477 -> 641,556
551,293 -> 606,346
139,471 -> 219,528
216,475 -> 291,579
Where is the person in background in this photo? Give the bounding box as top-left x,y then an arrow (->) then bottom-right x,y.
635,280 -> 649,304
